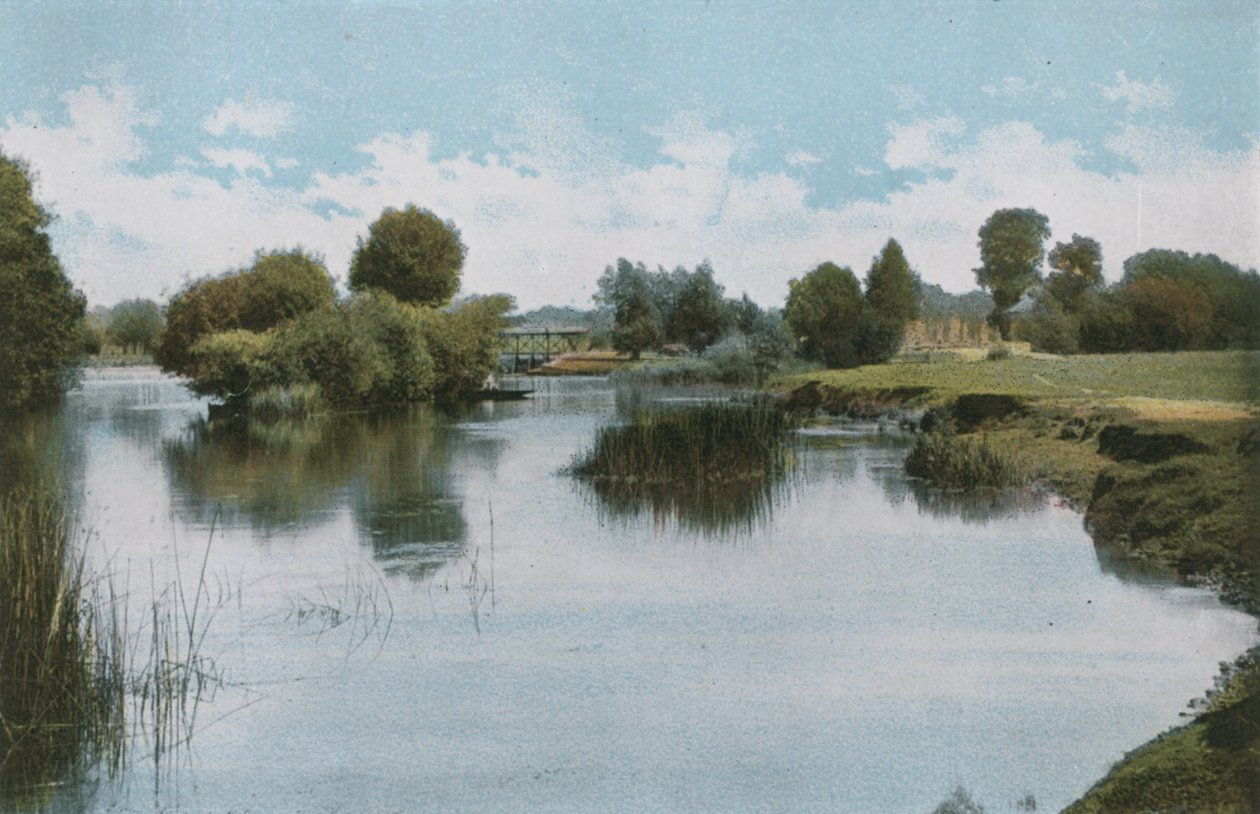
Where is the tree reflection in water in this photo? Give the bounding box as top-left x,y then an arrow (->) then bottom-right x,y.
162,408 -> 504,579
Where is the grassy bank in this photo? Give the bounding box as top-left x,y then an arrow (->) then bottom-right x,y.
775,349 -> 1259,813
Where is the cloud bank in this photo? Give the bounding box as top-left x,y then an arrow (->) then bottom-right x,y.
1,82 -> 1256,310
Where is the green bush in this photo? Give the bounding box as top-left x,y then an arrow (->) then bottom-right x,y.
185,329 -> 278,402
416,294 -> 513,403
271,307 -> 389,409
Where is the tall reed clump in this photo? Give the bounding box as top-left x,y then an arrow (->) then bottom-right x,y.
904,432 -> 1028,489
0,485 -> 125,800
1,483 -> 225,805
568,402 -> 798,532
571,402 -> 796,486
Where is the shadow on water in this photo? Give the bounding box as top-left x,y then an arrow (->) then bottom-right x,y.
161,407 -> 505,579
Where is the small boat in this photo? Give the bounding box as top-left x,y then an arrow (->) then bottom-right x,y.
477,387 -> 534,401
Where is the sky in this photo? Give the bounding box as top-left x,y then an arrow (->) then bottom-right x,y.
1,0 -> 1257,310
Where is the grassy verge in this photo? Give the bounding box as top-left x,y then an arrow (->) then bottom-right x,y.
775,349 -> 1259,812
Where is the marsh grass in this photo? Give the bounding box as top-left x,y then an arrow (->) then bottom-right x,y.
904,432 -> 1029,490
569,402 -> 798,533
0,484 -> 227,803
247,382 -> 324,420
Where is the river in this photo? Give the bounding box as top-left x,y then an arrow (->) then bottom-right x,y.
11,367 -> 1257,813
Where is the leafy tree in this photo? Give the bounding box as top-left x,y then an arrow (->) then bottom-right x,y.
857,238 -> 921,364
612,280 -> 661,359
349,205 -> 465,306
974,208 -> 1051,340
665,261 -> 729,351
185,329 -> 279,403
156,248 -> 334,377
1078,288 -> 1137,353
1121,249 -> 1260,349
1046,234 -> 1103,311
0,152 -> 86,413
784,262 -> 864,368
864,238 -> 920,323
106,298 -> 163,353
1124,276 -> 1213,351
1017,290 -> 1081,355
237,249 -> 336,331
416,294 -> 515,402
595,259 -> 662,358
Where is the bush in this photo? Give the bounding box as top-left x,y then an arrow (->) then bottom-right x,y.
185,329 -> 278,402
271,306 -> 390,409
416,294 -> 513,403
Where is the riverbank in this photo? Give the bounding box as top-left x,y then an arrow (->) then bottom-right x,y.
773,350 -> 1259,813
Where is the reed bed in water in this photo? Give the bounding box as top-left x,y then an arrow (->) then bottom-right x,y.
904,432 -> 1028,490
0,483 -> 225,803
568,402 -> 799,534
570,402 -> 797,486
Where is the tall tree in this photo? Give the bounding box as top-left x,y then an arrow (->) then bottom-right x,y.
864,238 -> 920,323
0,152 -> 86,413
784,262 -> 864,368
1046,234 -> 1103,311
856,238 -> 920,364
349,205 -> 465,306
666,261 -> 729,351
974,208 -> 1051,339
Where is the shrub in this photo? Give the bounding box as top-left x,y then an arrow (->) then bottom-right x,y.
416,294 -> 513,403
271,306 -> 389,409
185,329 -> 278,402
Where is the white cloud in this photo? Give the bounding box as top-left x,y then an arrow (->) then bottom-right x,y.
201,147 -> 272,178
275,157 -> 300,170
1099,71 -> 1176,113
786,149 -> 822,167
981,77 -> 1040,98
2,81 -> 1256,312
884,116 -> 966,171
202,97 -> 296,138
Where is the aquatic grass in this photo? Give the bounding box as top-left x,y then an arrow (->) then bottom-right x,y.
247,382 -> 325,420
904,432 -> 1029,490
0,484 -> 228,803
568,402 -> 799,533
0,485 -> 125,800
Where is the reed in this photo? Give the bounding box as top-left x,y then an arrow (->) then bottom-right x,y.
569,402 -> 798,533
904,432 -> 1028,490
0,483 -> 225,803
0,485 -> 124,800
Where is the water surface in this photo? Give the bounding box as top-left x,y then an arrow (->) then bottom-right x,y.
18,368 -> 1258,813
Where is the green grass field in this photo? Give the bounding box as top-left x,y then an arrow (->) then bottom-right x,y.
773,350 -> 1260,405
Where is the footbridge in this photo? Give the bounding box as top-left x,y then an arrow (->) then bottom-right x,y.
499,328 -> 589,372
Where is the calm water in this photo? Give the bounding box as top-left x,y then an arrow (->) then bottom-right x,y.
10,368 -> 1258,813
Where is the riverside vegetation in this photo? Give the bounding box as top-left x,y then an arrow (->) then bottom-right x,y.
777,349 -> 1260,813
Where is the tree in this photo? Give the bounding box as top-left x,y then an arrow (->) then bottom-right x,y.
1124,277 -> 1213,351
1046,234 -> 1103,311
1122,249 -> 1260,349
865,238 -> 919,323
612,279 -> 661,359
665,261 -> 729,351
595,259 -> 661,358
784,262 -> 864,368
974,208 -> 1051,339
0,151 -> 86,413
349,205 -> 465,306
857,238 -> 921,364
155,248 -> 334,377
107,298 -> 163,353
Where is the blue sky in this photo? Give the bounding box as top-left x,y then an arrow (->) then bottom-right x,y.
2,0 -> 1257,309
